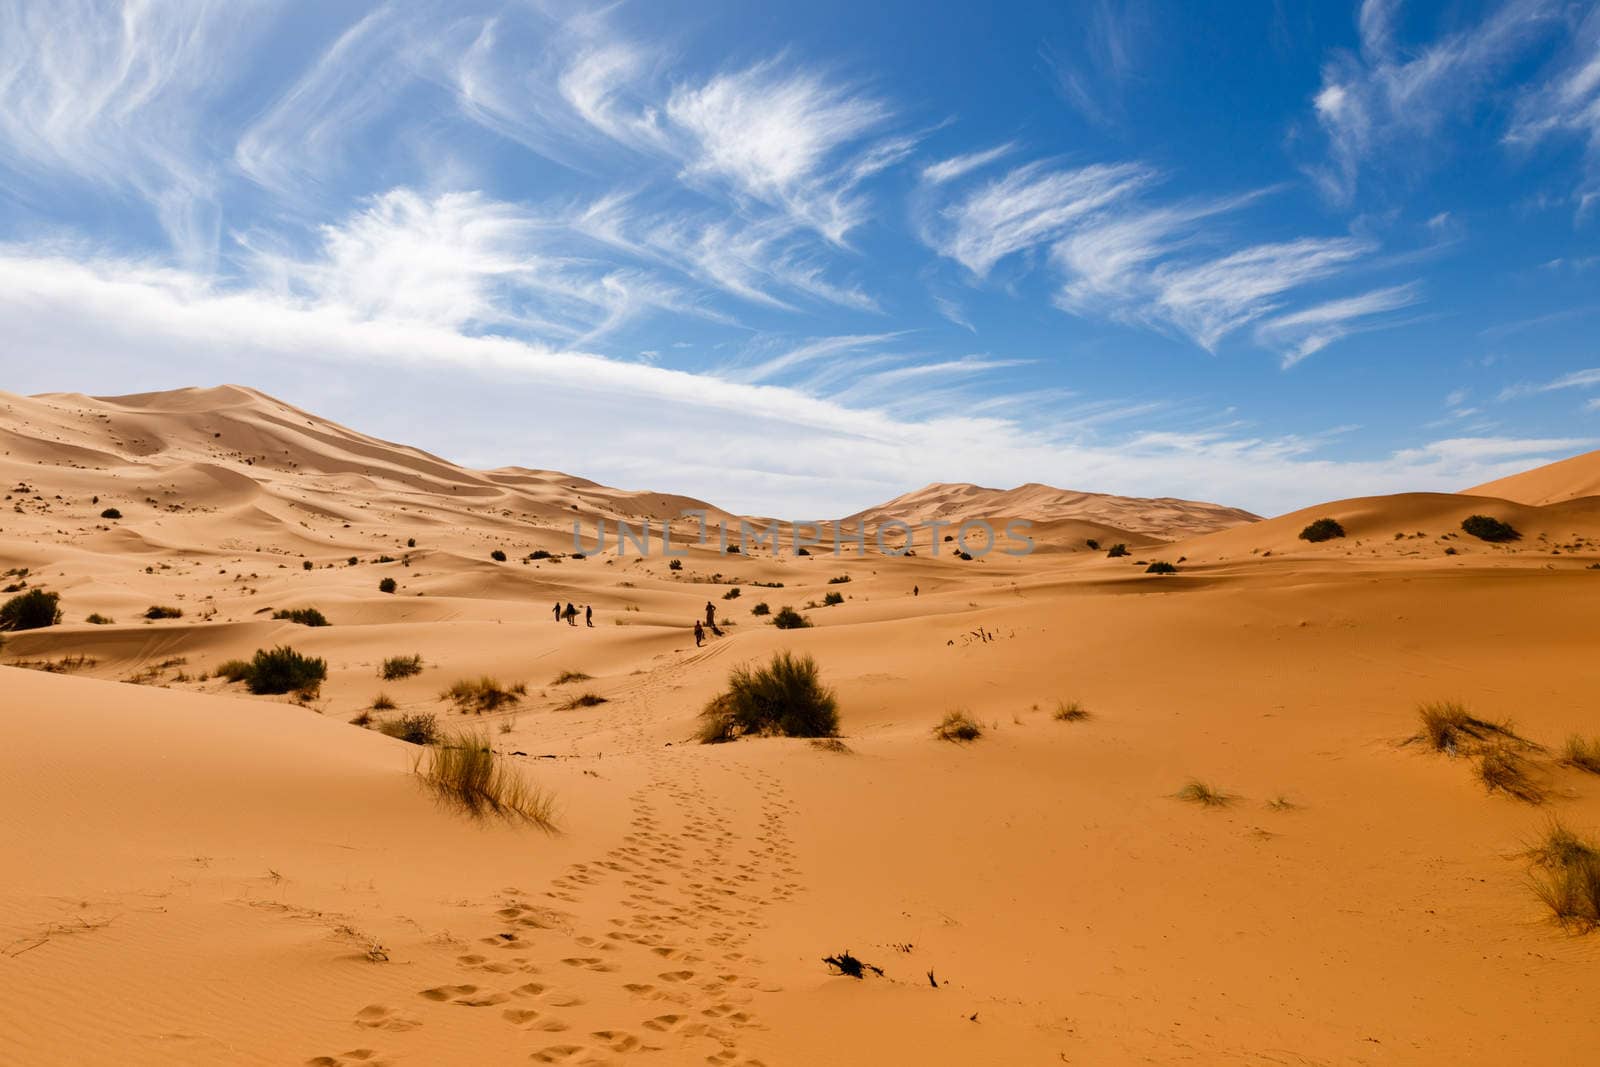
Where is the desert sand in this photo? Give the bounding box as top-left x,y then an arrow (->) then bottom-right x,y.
4,385 -> 1600,1065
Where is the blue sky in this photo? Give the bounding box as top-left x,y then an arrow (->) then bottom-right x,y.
1,0 -> 1598,518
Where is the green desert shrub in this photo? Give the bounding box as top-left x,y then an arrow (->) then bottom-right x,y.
668,559 -> 683,571
490,549 -> 507,562
418,732 -> 556,828
1106,543 -> 1128,558
302,559 -> 313,570
1461,515 -> 1519,542
273,607 -> 329,627
244,645 -> 327,696
1145,561 -> 1177,574
751,602 -> 770,616
828,575 -> 851,584
377,711 -> 440,745
529,549 -> 551,560
99,507 -> 121,519
772,605 -> 811,629
696,652 -> 838,743
144,605 -> 183,619
380,653 -> 424,680
822,590 -> 845,606
1,588 -> 62,631
933,711 -> 983,742
1298,517 -> 1346,542
378,577 -> 397,594
84,612 -> 113,625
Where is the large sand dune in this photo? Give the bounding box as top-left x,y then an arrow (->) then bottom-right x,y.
5,386 -> 1600,1064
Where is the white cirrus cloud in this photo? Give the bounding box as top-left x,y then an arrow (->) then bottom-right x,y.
1506,4 -> 1600,212
1255,282 -> 1422,368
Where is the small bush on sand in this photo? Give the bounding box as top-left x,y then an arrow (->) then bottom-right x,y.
1085,538 -> 1100,550
371,692 -> 397,711
85,612 -> 113,625
529,549 -> 551,560
1298,517 -> 1346,543
490,549 -> 507,562
378,712 -> 440,745
349,709 -> 373,726
441,676 -> 525,713
697,652 -> 838,743
302,559 -> 313,570
1106,543 -> 1128,558
722,587 -> 741,600
215,659 -> 251,683
551,670 -> 592,685
1476,745 -> 1545,803
1528,820 -> 1600,931
1,588 -> 62,631
1176,780 -> 1235,807
378,577 -> 397,594
244,645 -> 327,696
381,653 -> 424,680
822,590 -> 845,606
828,575 -> 851,584
273,607 -> 329,627
1461,515 -> 1519,542
100,507 -> 121,519
144,605 -> 183,619
772,605 -> 811,629
1413,700 -> 1529,755
668,559 -> 683,571
934,711 -> 982,742
558,692 -> 608,710
1560,736 -> 1600,775
751,602 -> 770,616
419,732 -> 556,828
1145,561 -> 1177,574
1054,700 -> 1090,722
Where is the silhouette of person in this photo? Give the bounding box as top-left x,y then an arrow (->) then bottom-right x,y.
553,600 -> 561,622
564,601 -> 577,626
585,605 -> 593,627
704,601 -> 715,627
693,620 -> 704,647
913,585 -> 919,597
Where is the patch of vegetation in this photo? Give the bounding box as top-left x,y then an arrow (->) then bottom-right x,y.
772,605 -> 811,629
1106,543 -> 1128,558
84,612 -> 113,625
303,560 -> 313,570
1298,517 -> 1346,542
751,602 -> 770,616
933,711 -> 982,742
1476,745 -> 1545,803
696,651 -> 839,743
810,738 -> 852,753
1,588 -> 62,631
243,645 -> 327,696
1528,820 -> 1600,931
1175,780 -> 1235,807
1560,736 -> 1600,775
99,507 -> 121,519
551,670 -> 592,685
441,676 -> 525,713
381,653 -> 424,680
1053,700 -> 1090,722
558,692 -> 609,710
722,586 -> 741,600
371,693 -> 397,711
822,950 -> 882,978
349,709 -> 373,727
1145,561 -> 1177,574
1085,539 -> 1100,550
490,549 -> 507,561
144,605 -> 183,619
215,659 -> 252,683
668,559 -> 683,571
377,712 -> 439,745
822,590 -> 845,606
828,575 -> 851,584
1412,700 -> 1530,755
1461,514 -> 1519,542
418,732 -> 556,828
529,549 -> 551,560
10,654 -> 96,674
273,607 -> 329,627
378,577 -> 397,594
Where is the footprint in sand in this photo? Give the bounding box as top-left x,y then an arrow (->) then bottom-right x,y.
305,1050 -> 392,1067
353,1005 -> 422,1032
417,984 -> 508,1007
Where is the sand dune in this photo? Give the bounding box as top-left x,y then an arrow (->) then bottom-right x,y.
1464,447 -> 1600,506
5,386 -> 1600,1064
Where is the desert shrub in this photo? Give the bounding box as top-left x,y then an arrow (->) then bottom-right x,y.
934,711 -> 982,742
1461,515 -> 1519,542
751,602 -> 770,616
1106,544 -> 1128,558
441,676 -> 524,713
772,606 -> 811,629
1145,561 -> 1177,574
1,588 -> 61,630
378,577 -> 397,594
1413,701 -> 1527,755
1529,820 -> 1600,931
378,711 -> 439,745
558,692 -> 608,710
244,645 -> 327,696
407,537 -> 416,548
571,552 -> 585,560
85,612 -> 113,625
371,692 -> 397,711
302,559 -> 313,570
1561,736 -> 1600,774
418,732 -> 556,827
100,507 -> 121,519
828,575 -> 851,584
1476,745 -> 1545,803
381,653 -> 424,680
1298,517 -> 1346,542
273,607 -> 329,627
955,550 -> 973,561
144,605 -> 183,619
490,549 -> 507,562
529,549 -> 551,560
1054,700 -> 1090,722
215,659 -> 251,683
551,670 -> 592,685
696,652 -> 838,743
349,709 -> 373,727
722,587 -> 741,600
1175,780 -> 1235,807
347,556 -> 358,566
822,590 -> 845,606
1085,538 -> 1100,550
668,559 -> 683,571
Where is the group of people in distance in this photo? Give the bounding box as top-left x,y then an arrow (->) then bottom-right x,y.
553,601 -> 592,627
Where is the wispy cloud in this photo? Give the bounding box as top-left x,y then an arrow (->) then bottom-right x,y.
1255,282 -> 1421,367
1040,0 -> 1148,127
921,143 -> 1015,186
1498,367 -> 1600,400
1506,4 -> 1600,213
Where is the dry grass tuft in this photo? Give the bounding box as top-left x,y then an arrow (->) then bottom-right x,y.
1412,701 -> 1530,755
418,732 -> 556,829
697,652 -> 838,743
371,692 -> 397,711
441,676 -> 525,713
1475,745 -> 1545,803
377,712 -> 439,745
1527,820 -> 1600,931
558,692 -> 609,710
1053,699 -> 1090,722
1560,735 -> 1600,775
934,710 -> 983,743
551,669 -> 592,685
809,738 -> 852,754
380,654 -> 424,680
1175,780 -> 1236,807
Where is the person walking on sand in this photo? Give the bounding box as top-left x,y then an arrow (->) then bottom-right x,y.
564,601 -> 577,626
704,600 -> 715,628
913,584 -> 919,597
693,620 -> 704,647
585,605 -> 593,627
553,600 -> 561,622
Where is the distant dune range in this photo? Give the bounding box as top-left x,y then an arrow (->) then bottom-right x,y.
6,385 -> 1600,1065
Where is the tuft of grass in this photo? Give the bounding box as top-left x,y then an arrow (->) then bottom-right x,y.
772,605 -> 811,629
418,732 -> 556,828
1266,796 -> 1297,811
822,590 -> 845,606
1053,699 -> 1090,722
215,658 -> 251,683
380,653 -> 424,680
349,709 -> 373,727
371,692 -> 397,711
144,604 -> 184,619
551,669 -> 592,685
1528,820 -> 1600,931
827,575 -> 851,584
1476,745 -> 1545,803
822,950 -> 882,979
244,645 -> 327,696
809,738 -> 852,754
1560,735 -> 1600,775
934,710 -> 983,743
1298,517 -> 1346,542
1413,700 -> 1529,755
0,588 -> 61,630
377,712 -> 439,745
441,676 -> 524,713
558,692 -> 609,710
273,606 -> 329,627
84,612 -> 114,625
697,652 -> 839,744
1175,780 -> 1236,807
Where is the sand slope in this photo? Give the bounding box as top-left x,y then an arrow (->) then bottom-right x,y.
1465,447 -> 1600,506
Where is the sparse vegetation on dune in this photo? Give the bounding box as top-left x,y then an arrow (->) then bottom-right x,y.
441,676 -> 525,713
371,693 -> 397,711
381,654 -> 424,680
243,645 -> 327,696
1176,780 -> 1235,807
490,549 -> 507,562
697,651 -> 838,743
1145,561 -> 1177,574
751,602 -> 770,616
558,692 -> 608,710
1053,700 -> 1090,722
418,732 -> 556,828
1476,745 -> 1545,803
84,612 -> 113,625
822,590 -> 845,606
551,670 -> 592,685
378,577 -> 397,594
1,588 -> 61,631
1412,700 -> 1532,756
99,507 -> 121,519
377,712 -> 440,745
722,587 -> 740,600
144,604 -> 183,619
934,711 -> 982,742
1528,820 -> 1600,931
215,659 -> 251,683
273,607 -> 329,627
1461,514 -> 1519,542
772,605 -> 811,629
1106,543 -> 1128,558
1298,517 -> 1346,542
1560,736 -> 1600,775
